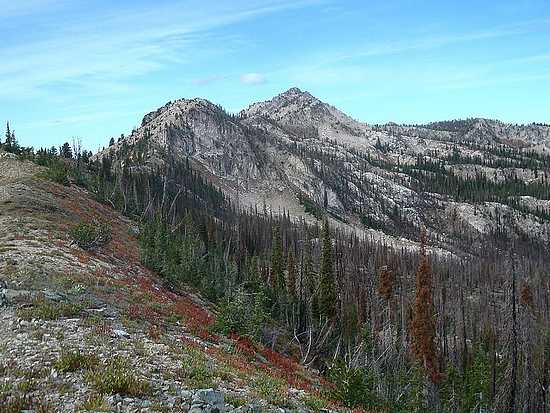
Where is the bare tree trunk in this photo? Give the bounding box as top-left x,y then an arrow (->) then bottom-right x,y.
509,258 -> 518,413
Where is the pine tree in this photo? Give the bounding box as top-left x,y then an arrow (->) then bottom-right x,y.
271,226 -> 285,291
287,249 -> 297,297
3,121 -> 11,150
4,121 -> 19,154
60,142 -> 73,159
411,229 -> 440,383
81,150 -> 90,164
109,137 -> 115,146
319,219 -> 336,319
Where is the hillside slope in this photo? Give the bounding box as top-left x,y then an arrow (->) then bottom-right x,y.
0,153 -> 339,412
95,88 -> 550,257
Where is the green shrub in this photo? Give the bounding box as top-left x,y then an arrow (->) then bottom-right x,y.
212,289 -> 267,340
86,357 -> 150,396
327,361 -> 378,409
69,221 -> 112,250
178,346 -> 215,388
55,350 -> 99,372
302,394 -> 326,411
44,159 -> 71,185
297,193 -> 323,219
252,373 -> 287,406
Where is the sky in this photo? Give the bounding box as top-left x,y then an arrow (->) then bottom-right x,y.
1,0 -> 550,151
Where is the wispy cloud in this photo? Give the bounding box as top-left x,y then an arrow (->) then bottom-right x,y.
240,73 -> 266,85
0,1 -> 319,98
298,17 -> 550,70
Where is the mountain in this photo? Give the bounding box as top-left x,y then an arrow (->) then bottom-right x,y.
4,89 -> 550,412
96,88 -> 550,256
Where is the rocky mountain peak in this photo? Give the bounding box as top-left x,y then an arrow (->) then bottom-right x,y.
241,87 -> 324,120
278,87 -> 316,101
141,97 -> 222,127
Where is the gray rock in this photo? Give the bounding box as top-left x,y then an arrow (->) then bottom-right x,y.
112,329 -> 131,339
195,389 -> 224,407
4,289 -> 35,303
177,389 -> 193,400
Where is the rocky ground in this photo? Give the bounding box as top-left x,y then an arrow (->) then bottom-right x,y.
0,154 -> 340,412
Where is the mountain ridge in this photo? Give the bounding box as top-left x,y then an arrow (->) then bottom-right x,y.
95,88 -> 550,256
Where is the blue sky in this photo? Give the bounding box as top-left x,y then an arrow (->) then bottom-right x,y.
1,0 -> 550,151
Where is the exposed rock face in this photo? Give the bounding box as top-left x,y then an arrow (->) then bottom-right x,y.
94,89 -> 550,255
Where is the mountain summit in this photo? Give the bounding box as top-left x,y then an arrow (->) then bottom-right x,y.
96,89 -> 550,256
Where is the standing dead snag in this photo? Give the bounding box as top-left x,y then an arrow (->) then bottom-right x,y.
411,229 -> 441,383
520,281 -> 535,313
378,266 -> 394,301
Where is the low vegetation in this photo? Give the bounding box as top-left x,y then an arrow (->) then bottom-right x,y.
16,297 -> 82,321
0,394 -> 51,413
86,357 -> 150,397
54,350 -> 99,373
212,289 -> 267,341
69,221 -> 112,250
78,394 -> 110,412
178,346 -> 216,389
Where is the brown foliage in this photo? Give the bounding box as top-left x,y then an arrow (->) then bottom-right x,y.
377,266 -> 394,301
410,230 -> 441,383
520,282 -> 535,311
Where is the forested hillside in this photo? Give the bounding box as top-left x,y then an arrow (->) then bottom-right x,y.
3,97 -> 549,412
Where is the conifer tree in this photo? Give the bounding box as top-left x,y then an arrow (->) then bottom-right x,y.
3,122 -> 11,150
271,226 -> 285,291
287,249 -> 297,298
411,229 -> 440,383
319,219 -> 336,319
4,121 -> 19,154
60,142 -> 73,159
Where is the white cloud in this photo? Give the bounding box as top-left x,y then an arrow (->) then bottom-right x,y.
240,73 -> 266,85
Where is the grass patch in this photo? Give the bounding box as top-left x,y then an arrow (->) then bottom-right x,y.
225,393 -> 248,408
86,357 -> 150,397
252,373 -> 287,407
16,379 -> 37,393
0,393 -> 51,413
78,393 -> 110,412
302,394 -> 326,411
55,350 -> 99,373
178,346 -> 216,389
16,297 -> 82,321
